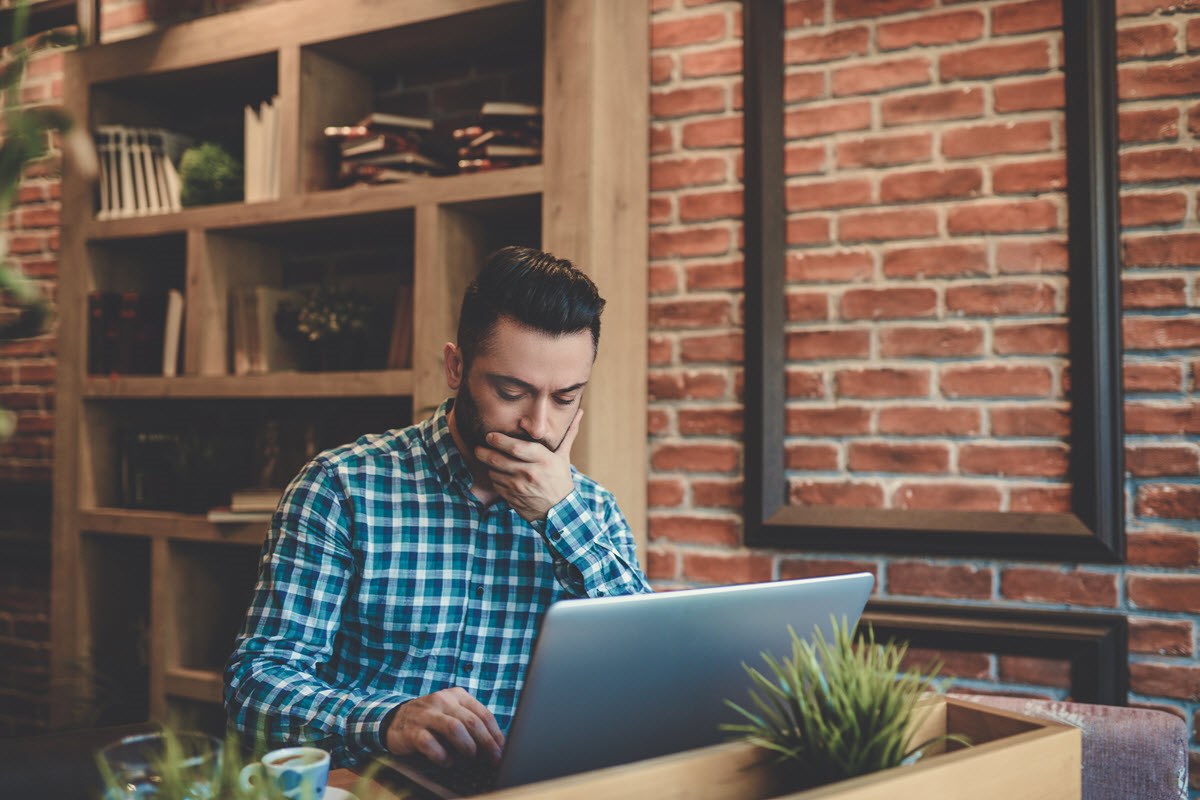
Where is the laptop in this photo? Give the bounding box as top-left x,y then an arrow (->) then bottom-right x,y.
380,572 -> 874,797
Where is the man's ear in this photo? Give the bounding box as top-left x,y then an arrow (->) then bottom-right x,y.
444,343 -> 464,391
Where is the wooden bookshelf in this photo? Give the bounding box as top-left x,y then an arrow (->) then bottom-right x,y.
52,0 -> 648,729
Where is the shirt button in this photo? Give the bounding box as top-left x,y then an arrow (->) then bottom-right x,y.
463,663 -> 473,673
474,584 -> 484,597
550,529 -> 561,540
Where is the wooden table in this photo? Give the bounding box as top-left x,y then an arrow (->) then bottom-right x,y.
328,767 -> 409,799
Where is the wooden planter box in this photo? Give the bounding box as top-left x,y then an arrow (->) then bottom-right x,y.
479,697 -> 1082,800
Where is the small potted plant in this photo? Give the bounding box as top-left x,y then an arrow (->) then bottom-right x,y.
276,286 -> 381,372
723,617 -> 969,794
179,141 -> 243,206
95,726 -> 387,800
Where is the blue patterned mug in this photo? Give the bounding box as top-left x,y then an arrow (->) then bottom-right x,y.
239,746 -> 330,800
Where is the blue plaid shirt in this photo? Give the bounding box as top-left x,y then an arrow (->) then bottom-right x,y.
224,399 -> 651,766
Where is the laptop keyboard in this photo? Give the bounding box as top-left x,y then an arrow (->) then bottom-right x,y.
378,754 -> 499,799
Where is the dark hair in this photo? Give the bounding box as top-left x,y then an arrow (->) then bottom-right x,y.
456,246 -> 605,364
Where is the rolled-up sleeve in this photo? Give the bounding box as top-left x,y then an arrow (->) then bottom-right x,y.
539,483 -> 653,598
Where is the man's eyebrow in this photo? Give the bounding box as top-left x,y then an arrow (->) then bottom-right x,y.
487,373 -> 588,394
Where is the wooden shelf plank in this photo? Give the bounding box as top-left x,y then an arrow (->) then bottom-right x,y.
84,166 -> 543,241
81,0 -> 525,81
165,667 -> 224,704
80,509 -> 269,546
82,369 -> 414,399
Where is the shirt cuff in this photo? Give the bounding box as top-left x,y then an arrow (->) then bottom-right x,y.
543,492 -> 617,595
346,693 -> 411,755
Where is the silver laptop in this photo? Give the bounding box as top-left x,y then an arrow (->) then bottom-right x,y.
382,572 -> 874,796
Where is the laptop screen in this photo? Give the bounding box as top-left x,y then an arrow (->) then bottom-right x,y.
495,572 -> 874,788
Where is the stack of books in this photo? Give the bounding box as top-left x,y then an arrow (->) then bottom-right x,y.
325,112 -> 450,186
87,289 -> 185,377
244,95 -> 282,202
93,126 -> 191,219
454,101 -> 542,173
207,487 -> 282,524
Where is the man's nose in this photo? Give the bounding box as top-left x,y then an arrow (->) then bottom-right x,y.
521,399 -> 551,440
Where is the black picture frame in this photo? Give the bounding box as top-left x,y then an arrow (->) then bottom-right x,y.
742,0 -> 1124,561
861,601 -> 1128,704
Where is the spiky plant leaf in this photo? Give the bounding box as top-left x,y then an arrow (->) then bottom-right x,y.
721,617 -> 970,791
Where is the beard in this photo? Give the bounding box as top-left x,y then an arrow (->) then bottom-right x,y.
452,379 -> 574,455
452,378 -> 494,455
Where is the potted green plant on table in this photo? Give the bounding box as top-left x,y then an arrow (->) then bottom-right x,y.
723,617 -> 970,794
95,726 -> 394,800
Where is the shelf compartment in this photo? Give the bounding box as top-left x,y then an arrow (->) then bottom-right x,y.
82,369 -> 414,399
80,396 -> 411,511
80,534 -> 152,726
83,165 -> 544,241
78,0 -> 529,84
86,235 -> 189,378
165,667 -> 224,704
80,508 -> 270,546
90,51 -> 277,157
195,210 -> 415,376
298,1 -> 542,191
168,541 -> 261,674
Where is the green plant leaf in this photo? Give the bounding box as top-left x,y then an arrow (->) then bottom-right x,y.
721,616 -> 973,792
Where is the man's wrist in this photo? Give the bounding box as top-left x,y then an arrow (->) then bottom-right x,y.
380,702 -> 405,753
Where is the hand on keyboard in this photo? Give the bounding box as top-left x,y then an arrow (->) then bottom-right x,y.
385,688 -> 505,767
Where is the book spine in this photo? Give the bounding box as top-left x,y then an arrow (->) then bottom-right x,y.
386,284 -> 413,369
141,128 -> 162,215
118,127 -> 136,218
162,289 -> 184,378
230,288 -> 249,376
87,291 -> 110,374
134,291 -> 168,374
94,131 -> 111,220
244,103 -> 259,203
116,291 -> 139,374
130,128 -> 149,215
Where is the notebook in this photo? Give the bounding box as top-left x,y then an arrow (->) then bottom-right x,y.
379,572 -> 875,797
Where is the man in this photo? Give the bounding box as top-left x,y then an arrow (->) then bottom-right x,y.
225,246 -> 652,771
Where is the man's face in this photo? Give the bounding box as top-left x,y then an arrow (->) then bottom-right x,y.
446,316 -> 594,457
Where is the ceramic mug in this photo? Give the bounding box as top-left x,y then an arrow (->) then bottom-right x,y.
239,745 -> 330,800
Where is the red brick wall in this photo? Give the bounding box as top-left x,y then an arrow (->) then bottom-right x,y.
0,26 -> 66,737
648,0 -> 1200,787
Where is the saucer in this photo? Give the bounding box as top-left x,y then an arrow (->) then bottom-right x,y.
325,789 -> 359,800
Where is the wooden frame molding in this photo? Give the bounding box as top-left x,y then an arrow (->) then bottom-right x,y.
862,600 -> 1129,705
742,0 -> 1124,561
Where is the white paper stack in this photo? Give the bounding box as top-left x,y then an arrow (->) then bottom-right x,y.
93,125 -> 188,219
244,95 -> 282,202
